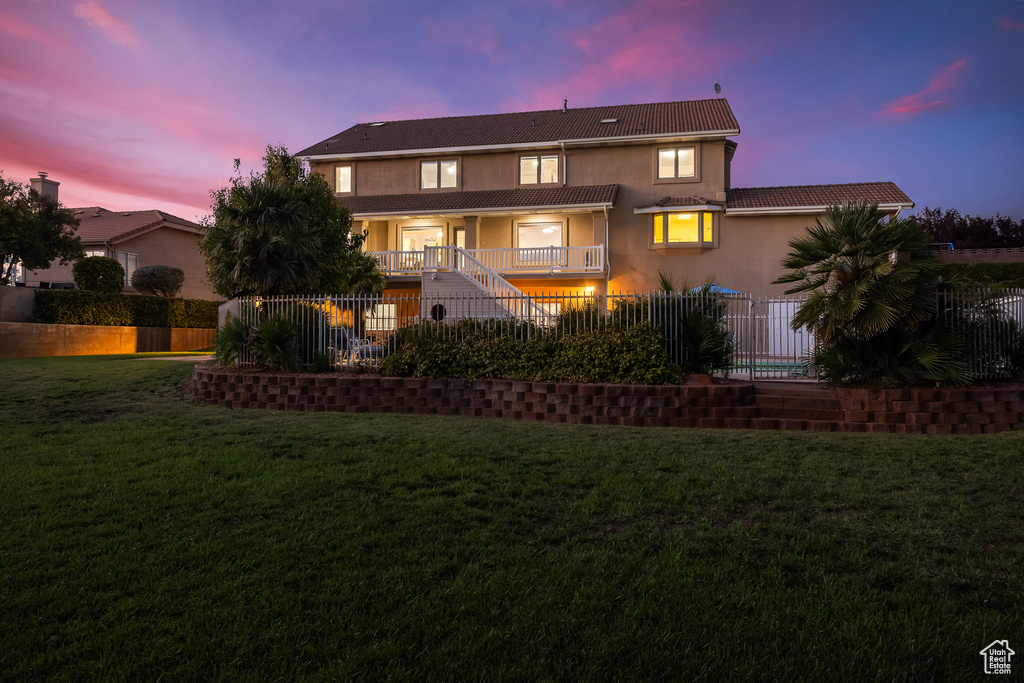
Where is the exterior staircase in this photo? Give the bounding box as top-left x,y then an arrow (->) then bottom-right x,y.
422,245 -> 554,325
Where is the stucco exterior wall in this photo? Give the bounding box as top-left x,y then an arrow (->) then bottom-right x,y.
0,322 -> 214,358
607,213 -> 814,297
313,139 -> 837,297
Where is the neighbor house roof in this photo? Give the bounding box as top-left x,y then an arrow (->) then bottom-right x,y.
342,185 -> 619,218
299,99 -> 740,158
70,208 -> 203,243
724,182 -> 914,215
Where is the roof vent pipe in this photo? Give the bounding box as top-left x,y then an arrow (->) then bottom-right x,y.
562,99 -> 567,113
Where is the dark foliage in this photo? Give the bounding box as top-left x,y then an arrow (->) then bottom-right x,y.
909,207 -> 1024,250
72,256 -> 125,294
379,320 -> 683,384
34,290 -> 219,328
131,265 -> 185,298
200,146 -> 385,298
0,172 -> 84,285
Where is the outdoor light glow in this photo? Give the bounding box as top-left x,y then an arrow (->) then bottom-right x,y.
585,287 -> 595,294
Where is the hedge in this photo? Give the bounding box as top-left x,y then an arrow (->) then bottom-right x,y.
941,262 -> 1024,287
34,290 -> 220,329
378,321 -> 684,385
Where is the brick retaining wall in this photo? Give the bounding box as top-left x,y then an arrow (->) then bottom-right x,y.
190,365 -> 1024,433
190,366 -> 755,428
836,387 -> 1024,434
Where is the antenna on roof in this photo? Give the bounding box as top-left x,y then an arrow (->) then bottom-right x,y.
562,99 -> 567,113
714,83 -> 722,98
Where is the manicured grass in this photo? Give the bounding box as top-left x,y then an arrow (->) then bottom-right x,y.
1,356 -> 1021,681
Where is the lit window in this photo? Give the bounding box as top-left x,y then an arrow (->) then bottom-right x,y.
657,147 -> 695,179
84,250 -> 105,258
335,166 -> 352,193
401,226 -> 444,251
365,303 -> 397,332
652,212 -> 715,247
421,160 -> 457,189
118,252 -> 138,286
519,155 -> 559,185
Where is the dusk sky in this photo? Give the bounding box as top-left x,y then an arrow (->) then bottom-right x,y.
2,0 -> 1023,222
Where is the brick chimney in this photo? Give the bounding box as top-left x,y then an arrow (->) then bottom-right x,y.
30,172 -> 59,202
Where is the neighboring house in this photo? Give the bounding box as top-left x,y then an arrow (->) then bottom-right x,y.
297,98 -> 913,307
20,174 -> 217,300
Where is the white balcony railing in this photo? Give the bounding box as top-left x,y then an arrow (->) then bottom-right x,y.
370,245 -> 604,277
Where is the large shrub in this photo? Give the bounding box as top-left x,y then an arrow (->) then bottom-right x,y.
131,265 -> 184,297
72,256 -> 124,294
609,285 -> 733,377
213,313 -> 300,372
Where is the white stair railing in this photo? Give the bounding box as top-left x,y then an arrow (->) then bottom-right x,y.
425,245 -> 554,326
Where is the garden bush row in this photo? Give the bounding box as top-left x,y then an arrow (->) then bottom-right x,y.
378,320 -> 684,385
34,290 -> 220,329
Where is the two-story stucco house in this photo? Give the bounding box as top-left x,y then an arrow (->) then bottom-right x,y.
297,98 -> 913,305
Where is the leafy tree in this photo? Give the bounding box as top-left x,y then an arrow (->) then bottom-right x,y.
200,145 -> 384,298
909,207 -> 1024,249
0,172 -> 83,285
131,264 -> 184,297
73,256 -> 125,294
774,201 -> 972,386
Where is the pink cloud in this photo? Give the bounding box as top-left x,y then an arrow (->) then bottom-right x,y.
0,11 -> 65,51
880,58 -> 969,118
508,0 -> 732,111
999,18 -> 1024,32
73,1 -> 142,50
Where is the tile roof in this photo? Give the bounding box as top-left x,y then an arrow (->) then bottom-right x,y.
299,99 -> 739,157
342,185 -> 619,217
70,207 -> 202,243
725,182 -> 913,210
637,196 -> 726,209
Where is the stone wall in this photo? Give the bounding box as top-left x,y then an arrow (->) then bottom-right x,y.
836,387 -> 1024,434
190,367 -> 756,428
191,366 -> 1023,433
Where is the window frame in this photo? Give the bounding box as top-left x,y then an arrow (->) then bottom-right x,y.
653,145 -> 700,185
649,211 -> 717,249
117,251 -> 138,287
419,158 -> 460,191
334,164 -> 354,195
518,154 -> 560,186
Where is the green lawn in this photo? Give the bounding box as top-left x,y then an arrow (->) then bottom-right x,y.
1,356 -> 1021,681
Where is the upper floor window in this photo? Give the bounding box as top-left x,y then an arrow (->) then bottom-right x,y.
519,155 -> 559,185
657,147 -> 695,179
652,212 -> 716,247
421,160 -> 458,189
335,165 -> 353,194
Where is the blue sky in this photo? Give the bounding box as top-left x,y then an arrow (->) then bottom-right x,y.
2,0 -> 1022,220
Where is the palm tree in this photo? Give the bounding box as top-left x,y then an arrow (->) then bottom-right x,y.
774,201 -> 970,385
201,177 -> 324,298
